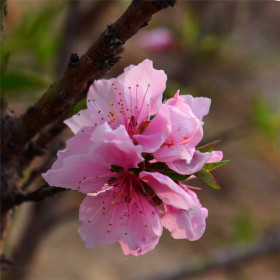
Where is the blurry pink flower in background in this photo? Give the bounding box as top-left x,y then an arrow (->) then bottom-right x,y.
138,27 -> 173,52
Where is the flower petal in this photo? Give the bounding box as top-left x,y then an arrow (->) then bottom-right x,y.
181,95 -> 211,120
139,172 -> 194,210
207,151 -> 223,163
90,122 -> 133,143
50,126 -> 94,170
154,144 -> 192,163
64,109 -> 93,134
162,203 -> 208,241
120,192 -> 162,256
167,151 -> 211,175
90,124 -> 144,171
119,238 -> 159,257
79,191 -> 129,248
133,105 -> 171,153
87,78 -> 126,128
123,59 -> 167,118
42,155 -> 111,193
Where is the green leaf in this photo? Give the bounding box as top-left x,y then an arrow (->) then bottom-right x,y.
196,140 -> 221,153
195,168 -> 221,190
203,160 -> 230,172
162,172 -> 190,181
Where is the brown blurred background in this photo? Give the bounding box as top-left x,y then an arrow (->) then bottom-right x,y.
1,1 -> 280,280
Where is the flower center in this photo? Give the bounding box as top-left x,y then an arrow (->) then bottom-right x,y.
88,83 -> 152,137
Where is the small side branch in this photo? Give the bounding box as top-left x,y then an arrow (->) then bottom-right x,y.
1,185 -> 66,212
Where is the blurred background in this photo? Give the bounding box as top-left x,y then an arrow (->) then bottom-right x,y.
1,1 -> 280,280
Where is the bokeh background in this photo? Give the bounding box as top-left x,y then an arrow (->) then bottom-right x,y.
1,1 -> 280,280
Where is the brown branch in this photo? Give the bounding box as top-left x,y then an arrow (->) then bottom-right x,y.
136,225 -> 280,280
1,185 -> 65,212
19,81 -> 90,168
3,0 -> 176,157
0,0 -> 7,39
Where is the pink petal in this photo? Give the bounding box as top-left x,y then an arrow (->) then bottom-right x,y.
90,122 -> 133,143
79,191 -> 129,248
207,151 -> 223,163
181,95 -> 211,120
167,151 -> 211,175
119,238 -> 159,257
119,192 -> 162,256
154,144 -> 192,163
87,78 -> 126,129
161,204 -> 208,241
167,97 -> 205,151
86,60 -> 167,131
42,155 -> 111,193
122,59 -> 167,123
90,124 -> 144,171
51,126 -> 94,170
64,109 -> 93,134
133,105 -> 171,153
153,98 -> 204,164
167,105 -> 198,143
139,172 -> 195,210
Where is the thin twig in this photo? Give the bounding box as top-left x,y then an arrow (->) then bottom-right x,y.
1,185 -> 65,212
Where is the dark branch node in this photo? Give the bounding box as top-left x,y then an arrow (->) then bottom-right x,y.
27,106 -> 36,117
105,24 -> 124,50
69,53 -> 80,67
93,56 -> 121,73
58,89 -> 69,101
140,19 -> 150,29
154,0 -> 176,9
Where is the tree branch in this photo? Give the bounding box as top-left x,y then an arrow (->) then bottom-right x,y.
1,185 -> 65,212
3,0 -> 176,157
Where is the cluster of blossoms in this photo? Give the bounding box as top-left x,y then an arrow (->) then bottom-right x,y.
43,59 -> 224,257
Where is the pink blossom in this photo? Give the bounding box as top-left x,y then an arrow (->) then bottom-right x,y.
42,59 -> 226,256
43,123 -> 208,256
66,60 -> 220,176
65,59 -> 167,137
135,90 -> 219,175
138,27 -> 173,52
